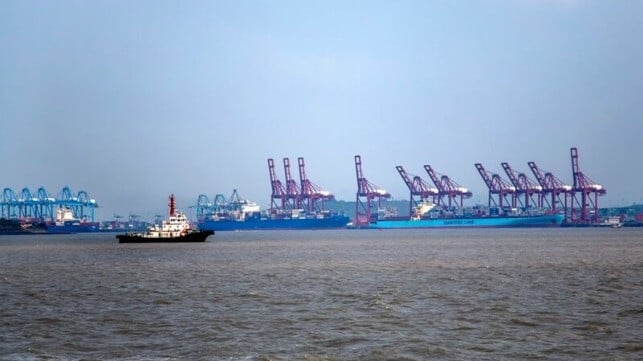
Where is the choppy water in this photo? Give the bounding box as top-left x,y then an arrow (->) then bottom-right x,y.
1,228 -> 641,360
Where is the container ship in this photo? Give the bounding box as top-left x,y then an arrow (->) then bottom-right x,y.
0,218 -> 47,235
196,193 -> 350,232
370,214 -> 565,228
45,207 -> 100,233
354,202 -> 565,229
198,210 -> 350,231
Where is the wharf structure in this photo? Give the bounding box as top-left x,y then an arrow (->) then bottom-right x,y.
196,157 -> 337,219
1,186 -> 98,222
354,147 -> 606,227
195,157 -> 350,231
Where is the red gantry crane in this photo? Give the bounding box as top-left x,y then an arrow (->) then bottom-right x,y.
354,155 -> 390,227
297,157 -> 334,213
570,147 -> 606,223
528,161 -> 571,215
395,165 -> 438,216
475,163 -> 517,209
423,165 -> 472,208
501,162 -> 543,209
283,157 -> 301,210
267,158 -> 288,212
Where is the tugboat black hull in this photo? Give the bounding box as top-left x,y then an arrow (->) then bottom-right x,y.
117,230 -> 214,243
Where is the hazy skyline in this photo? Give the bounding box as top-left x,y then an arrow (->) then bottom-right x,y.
2,0 -> 642,220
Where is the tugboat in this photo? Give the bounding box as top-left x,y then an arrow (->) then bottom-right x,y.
117,194 -> 214,243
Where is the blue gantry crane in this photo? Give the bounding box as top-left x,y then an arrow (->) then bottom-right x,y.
0,186 -> 98,222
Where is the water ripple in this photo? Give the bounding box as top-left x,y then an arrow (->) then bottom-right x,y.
0,229 -> 641,360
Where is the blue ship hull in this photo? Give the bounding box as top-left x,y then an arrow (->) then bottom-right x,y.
46,222 -> 100,234
198,214 -> 350,231
368,214 -> 565,229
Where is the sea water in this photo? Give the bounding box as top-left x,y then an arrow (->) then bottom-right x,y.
1,228 -> 641,360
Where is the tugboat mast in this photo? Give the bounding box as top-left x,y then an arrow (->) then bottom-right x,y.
169,194 -> 176,217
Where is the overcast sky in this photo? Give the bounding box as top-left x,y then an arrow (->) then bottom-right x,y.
1,0 -> 641,220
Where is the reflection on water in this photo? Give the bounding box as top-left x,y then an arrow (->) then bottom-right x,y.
1,228 -> 641,360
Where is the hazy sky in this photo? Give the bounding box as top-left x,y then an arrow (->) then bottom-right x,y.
1,0 -> 642,220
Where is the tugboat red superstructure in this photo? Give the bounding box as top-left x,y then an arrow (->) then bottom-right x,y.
117,194 -> 213,243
